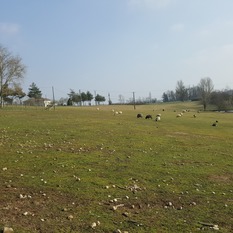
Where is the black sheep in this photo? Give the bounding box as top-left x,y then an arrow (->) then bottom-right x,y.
145,114 -> 152,119
137,113 -> 143,118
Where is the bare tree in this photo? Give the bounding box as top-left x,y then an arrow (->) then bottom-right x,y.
198,77 -> 214,110
0,45 -> 26,108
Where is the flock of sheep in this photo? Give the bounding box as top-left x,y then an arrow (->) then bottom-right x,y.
137,113 -> 161,121
96,107 -> 218,126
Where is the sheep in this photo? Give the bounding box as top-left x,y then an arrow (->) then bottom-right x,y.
118,111 -> 123,114
96,107 -> 100,111
137,113 -> 143,118
176,113 -> 182,118
145,114 -> 152,119
212,120 -> 218,126
193,114 -> 197,118
155,116 -> 161,121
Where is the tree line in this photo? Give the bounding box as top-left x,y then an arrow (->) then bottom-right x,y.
1,44 -> 232,110
163,78 -> 233,111
67,89 -> 106,106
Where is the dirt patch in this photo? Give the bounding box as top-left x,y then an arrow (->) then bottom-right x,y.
0,186 -> 88,232
208,174 -> 232,184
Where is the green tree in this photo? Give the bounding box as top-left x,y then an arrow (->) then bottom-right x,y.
198,77 -> 214,110
80,92 -> 87,105
2,83 -> 25,104
176,80 -> 188,101
67,89 -> 81,105
28,82 -> 42,99
95,94 -> 106,105
0,45 -> 26,108
162,92 -> 169,102
86,91 -> 94,105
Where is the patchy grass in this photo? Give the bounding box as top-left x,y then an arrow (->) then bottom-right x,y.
0,102 -> 233,233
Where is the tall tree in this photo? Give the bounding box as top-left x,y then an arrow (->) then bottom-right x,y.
162,92 -> 169,102
95,94 -> 106,105
176,80 -> 188,101
80,92 -> 87,105
86,91 -> 93,105
28,82 -> 42,99
67,89 -> 81,105
198,77 -> 214,110
0,45 -> 26,108
2,83 -> 25,104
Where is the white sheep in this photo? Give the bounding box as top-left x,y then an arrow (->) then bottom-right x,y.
176,113 -> 182,117
155,116 -> 161,121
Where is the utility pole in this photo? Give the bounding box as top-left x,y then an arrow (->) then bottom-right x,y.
108,93 -> 111,105
52,86 -> 55,110
149,92 -> 152,103
94,90 -> 97,105
133,92 -> 136,110
79,89 -> 82,106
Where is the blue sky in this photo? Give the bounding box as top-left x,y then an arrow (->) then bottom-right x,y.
1,0 -> 233,102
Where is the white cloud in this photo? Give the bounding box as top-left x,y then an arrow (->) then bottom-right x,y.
127,0 -> 172,10
0,23 -> 20,36
170,23 -> 184,32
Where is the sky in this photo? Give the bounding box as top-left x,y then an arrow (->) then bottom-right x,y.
1,0 -> 233,102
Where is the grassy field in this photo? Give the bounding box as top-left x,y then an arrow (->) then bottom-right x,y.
0,102 -> 232,233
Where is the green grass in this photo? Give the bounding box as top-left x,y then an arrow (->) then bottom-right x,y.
0,102 -> 233,233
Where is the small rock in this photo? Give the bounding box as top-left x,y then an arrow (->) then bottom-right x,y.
213,225 -> 219,230
122,212 -> 129,217
3,227 -> 14,233
91,222 -> 97,228
167,202 -> 173,206
67,215 -> 73,220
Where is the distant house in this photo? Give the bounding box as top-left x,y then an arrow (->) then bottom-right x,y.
44,100 -> 52,108
23,98 -> 51,107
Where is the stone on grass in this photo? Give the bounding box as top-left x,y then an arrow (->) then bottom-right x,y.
3,227 -> 14,233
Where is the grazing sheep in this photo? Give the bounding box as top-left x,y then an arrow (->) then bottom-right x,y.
137,113 -> 143,118
212,120 -> 219,126
96,107 -> 100,111
114,111 -> 119,115
155,116 -> 161,121
145,114 -> 152,119
176,113 -> 182,118
193,114 -> 197,118
118,111 -> 123,114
